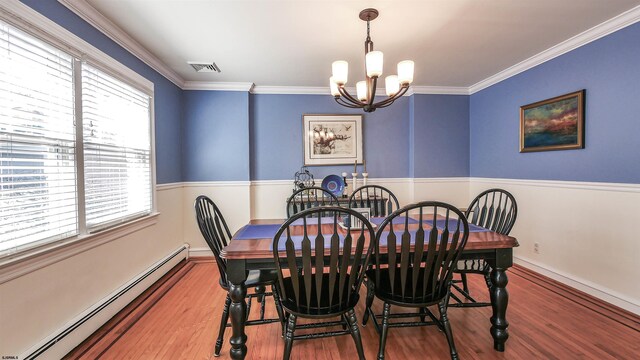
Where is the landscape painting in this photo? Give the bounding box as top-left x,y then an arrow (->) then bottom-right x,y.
520,90 -> 585,152
303,114 -> 363,165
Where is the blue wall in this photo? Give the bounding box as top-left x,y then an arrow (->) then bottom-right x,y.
20,0 -> 184,184
182,92 -> 471,182
250,94 -> 411,180
182,91 -> 250,181
412,94 -> 470,178
470,22 -> 640,184
27,0 -> 637,185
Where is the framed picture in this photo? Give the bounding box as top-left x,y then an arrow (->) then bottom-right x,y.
303,114 -> 363,165
520,90 -> 585,152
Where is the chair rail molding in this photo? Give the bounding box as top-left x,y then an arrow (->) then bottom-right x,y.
469,177 -> 640,193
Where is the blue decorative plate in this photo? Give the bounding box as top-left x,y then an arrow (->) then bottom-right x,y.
321,174 -> 344,197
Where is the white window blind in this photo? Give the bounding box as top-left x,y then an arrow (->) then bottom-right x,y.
0,21 -> 77,254
82,64 -> 152,231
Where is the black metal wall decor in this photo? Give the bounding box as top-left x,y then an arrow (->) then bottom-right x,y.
293,166 -> 315,192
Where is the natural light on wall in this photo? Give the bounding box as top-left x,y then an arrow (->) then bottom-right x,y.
0,18 -> 153,256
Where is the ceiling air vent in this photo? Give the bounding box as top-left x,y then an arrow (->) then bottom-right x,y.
188,61 -> 221,73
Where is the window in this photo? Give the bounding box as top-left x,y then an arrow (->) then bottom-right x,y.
82,64 -> 152,231
0,18 -> 153,256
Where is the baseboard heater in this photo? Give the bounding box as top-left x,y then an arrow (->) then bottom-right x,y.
22,245 -> 188,360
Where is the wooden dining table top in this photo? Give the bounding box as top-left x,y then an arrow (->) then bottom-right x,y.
221,218 -> 519,260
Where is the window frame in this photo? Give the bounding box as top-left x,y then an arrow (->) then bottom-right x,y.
0,1 -> 157,267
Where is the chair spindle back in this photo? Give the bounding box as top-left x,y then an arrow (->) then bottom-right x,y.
273,206 -> 375,315
287,186 -> 340,218
373,201 -> 469,303
466,188 -> 517,235
194,195 -> 232,286
349,185 -> 400,217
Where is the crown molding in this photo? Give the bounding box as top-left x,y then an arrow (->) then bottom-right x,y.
182,81 -> 255,91
411,86 -> 470,95
469,5 -> 640,94
252,86 -> 328,95
54,1 -> 640,95
57,0 -> 185,88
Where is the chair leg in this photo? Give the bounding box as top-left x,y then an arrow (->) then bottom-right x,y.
377,302 -> 391,360
271,285 -> 286,337
246,293 -> 252,322
438,297 -> 459,360
214,294 -> 232,357
460,273 -> 469,294
341,314 -> 348,330
345,309 -> 365,360
283,314 -> 297,360
419,307 -> 427,322
362,278 -> 375,326
255,285 -> 266,303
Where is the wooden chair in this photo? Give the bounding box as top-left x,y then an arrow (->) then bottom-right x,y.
286,186 -> 340,218
362,202 -> 469,360
273,206 -> 376,360
194,195 -> 285,357
450,189 -> 517,308
348,185 -> 400,217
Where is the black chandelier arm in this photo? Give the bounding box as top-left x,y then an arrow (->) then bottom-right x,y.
367,76 -> 378,107
371,85 -> 410,108
334,97 -> 363,108
337,85 -> 363,105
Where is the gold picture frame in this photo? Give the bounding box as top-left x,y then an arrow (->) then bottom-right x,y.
520,90 -> 585,152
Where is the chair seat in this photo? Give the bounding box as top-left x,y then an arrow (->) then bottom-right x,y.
220,269 -> 279,290
366,268 -> 447,306
280,273 -> 359,316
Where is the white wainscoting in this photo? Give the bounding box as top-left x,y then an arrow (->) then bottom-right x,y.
469,177 -> 640,314
1,185 -> 186,356
188,178 -> 469,256
182,181 -> 252,252
182,177 -> 639,314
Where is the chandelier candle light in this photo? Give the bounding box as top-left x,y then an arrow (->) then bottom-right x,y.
330,8 -> 414,112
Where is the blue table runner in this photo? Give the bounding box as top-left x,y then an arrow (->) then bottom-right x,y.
234,219 -> 490,250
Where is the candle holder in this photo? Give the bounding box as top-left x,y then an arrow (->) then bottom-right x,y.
341,172 -> 348,198
362,172 -> 369,198
351,172 -> 358,195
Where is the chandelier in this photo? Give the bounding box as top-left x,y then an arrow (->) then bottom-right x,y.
330,8 -> 414,113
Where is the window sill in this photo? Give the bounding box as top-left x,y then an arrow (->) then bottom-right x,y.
0,212 -> 160,284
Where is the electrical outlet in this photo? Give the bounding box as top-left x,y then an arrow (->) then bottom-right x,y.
534,242 -> 540,254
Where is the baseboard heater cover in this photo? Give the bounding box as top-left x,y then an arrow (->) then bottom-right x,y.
22,245 -> 188,359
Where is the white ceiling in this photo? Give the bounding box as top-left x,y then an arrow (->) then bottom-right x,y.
84,0 -> 640,88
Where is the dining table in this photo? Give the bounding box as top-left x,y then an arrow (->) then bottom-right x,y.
220,216 -> 519,360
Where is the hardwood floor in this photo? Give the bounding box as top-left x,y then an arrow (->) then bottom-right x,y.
66,259 -> 640,360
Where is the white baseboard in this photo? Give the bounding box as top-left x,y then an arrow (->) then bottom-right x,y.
514,256 -> 639,315
188,246 -> 212,258
21,245 -> 188,360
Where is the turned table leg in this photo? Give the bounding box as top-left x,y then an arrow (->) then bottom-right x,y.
487,248 -> 512,352
227,259 -> 248,359
490,266 -> 509,351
